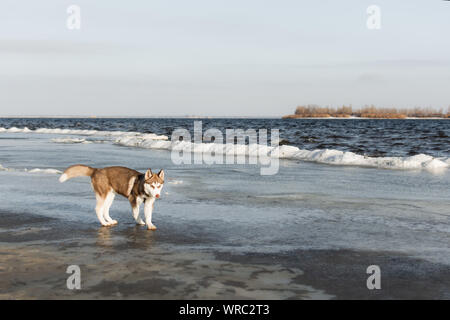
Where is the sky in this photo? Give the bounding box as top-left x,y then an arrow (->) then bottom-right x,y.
0,0 -> 449,117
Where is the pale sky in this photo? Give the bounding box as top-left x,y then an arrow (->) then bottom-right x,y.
0,0 -> 449,117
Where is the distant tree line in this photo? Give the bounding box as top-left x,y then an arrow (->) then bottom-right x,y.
282,105 -> 450,119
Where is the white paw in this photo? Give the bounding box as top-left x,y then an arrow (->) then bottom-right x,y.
110,220 -> 118,225
136,220 -> 145,226
147,224 -> 157,230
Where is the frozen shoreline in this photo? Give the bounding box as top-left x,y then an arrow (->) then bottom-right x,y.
0,125 -> 449,299
1,126 -> 449,171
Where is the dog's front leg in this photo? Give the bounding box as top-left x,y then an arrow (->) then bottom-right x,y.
144,198 -> 156,230
131,196 -> 145,225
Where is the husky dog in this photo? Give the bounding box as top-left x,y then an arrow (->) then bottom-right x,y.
59,165 -> 164,230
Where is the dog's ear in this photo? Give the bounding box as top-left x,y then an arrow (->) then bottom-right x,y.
145,169 -> 153,180
158,169 -> 165,180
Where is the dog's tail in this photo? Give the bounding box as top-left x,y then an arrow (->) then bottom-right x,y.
59,164 -> 96,183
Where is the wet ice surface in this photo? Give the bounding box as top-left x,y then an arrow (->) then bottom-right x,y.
0,131 -> 449,299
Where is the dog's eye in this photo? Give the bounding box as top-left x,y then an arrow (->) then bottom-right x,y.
151,185 -> 155,189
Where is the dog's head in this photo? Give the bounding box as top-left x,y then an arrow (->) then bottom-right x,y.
144,169 -> 165,199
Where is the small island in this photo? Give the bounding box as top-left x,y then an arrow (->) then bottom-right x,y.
283,105 -> 450,119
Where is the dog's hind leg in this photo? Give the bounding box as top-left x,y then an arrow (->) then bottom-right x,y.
103,191 -> 117,225
95,193 -> 109,227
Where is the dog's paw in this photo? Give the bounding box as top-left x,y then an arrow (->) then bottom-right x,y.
110,220 -> 118,225
136,220 -> 146,226
147,224 -> 157,230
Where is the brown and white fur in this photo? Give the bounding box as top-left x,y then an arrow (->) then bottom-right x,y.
59,165 -> 164,230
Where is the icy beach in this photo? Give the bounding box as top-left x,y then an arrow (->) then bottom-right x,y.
0,119 -> 449,299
